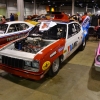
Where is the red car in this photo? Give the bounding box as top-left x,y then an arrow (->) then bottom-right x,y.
0,13 -> 86,80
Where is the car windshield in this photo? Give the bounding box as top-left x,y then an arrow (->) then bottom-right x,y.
29,23 -> 67,40
0,24 -> 8,33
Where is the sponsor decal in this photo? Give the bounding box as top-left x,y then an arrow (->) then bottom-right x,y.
63,50 -> 67,53
68,41 -> 78,51
39,22 -> 50,31
50,51 -> 56,57
82,17 -> 90,28
68,46 -> 70,52
6,34 -> 25,41
82,16 -> 90,36
42,23 -> 49,29
42,61 -> 51,70
39,21 -> 57,31
70,45 -> 73,51
58,46 -> 64,52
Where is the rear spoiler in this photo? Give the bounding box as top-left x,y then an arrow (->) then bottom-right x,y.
52,12 -> 69,22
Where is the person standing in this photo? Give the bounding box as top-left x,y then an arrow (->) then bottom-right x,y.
81,12 -> 90,28
81,12 -> 90,40
10,13 -> 15,21
1,16 -> 6,24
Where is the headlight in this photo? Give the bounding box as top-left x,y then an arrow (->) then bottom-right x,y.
25,61 -> 31,67
24,60 -> 39,72
97,55 -> 100,62
32,60 -> 39,69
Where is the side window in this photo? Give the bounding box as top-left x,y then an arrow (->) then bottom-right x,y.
68,23 -> 77,38
20,23 -> 29,30
74,23 -> 81,33
8,24 -> 17,33
57,24 -> 67,38
15,23 -> 29,31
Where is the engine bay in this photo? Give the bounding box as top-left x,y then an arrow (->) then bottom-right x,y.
14,36 -> 53,53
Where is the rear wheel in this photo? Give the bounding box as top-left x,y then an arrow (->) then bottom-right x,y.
79,38 -> 86,51
48,57 -> 60,77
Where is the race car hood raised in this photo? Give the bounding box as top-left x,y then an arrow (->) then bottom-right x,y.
0,20 -> 66,61
0,38 -> 64,61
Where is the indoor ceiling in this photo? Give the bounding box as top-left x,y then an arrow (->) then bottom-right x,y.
24,0 -> 100,8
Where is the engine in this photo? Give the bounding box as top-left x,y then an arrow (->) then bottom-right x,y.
14,37 -> 45,53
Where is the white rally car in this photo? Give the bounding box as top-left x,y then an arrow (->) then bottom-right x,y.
0,13 -> 86,80
0,21 -> 34,45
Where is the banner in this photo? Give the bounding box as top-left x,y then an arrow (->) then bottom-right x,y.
82,16 -> 90,36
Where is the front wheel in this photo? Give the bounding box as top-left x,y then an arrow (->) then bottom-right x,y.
79,38 -> 86,51
48,57 -> 60,77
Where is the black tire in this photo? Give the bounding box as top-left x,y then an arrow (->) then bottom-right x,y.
86,34 -> 89,41
48,57 -> 60,77
79,38 -> 86,51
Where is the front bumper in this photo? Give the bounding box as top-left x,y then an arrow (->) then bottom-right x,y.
94,63 -> 100,71
0,64 -> 44,80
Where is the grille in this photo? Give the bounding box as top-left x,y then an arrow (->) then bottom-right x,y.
2,56 -> 24,69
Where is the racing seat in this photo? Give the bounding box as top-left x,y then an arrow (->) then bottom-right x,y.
57,27 -> 66,38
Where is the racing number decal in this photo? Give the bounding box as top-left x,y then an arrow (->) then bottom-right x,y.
42,61 -> 51,70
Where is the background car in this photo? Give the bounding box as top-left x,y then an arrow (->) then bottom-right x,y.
94,42 -> 100,71
0,21 -> 34,45
0,13 -> 86,80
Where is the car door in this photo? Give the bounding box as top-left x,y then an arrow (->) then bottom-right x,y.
63,22 -> 81,60
74,23 -> 83,45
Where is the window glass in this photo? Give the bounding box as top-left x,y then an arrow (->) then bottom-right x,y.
56,24 -> 67,38
15,23 -> 29,31
0,24 -> 8,33
29,23 -> 67,39
20,23 -> 29,30
8,24 -> 17,33
68,23 -> 77,38
74,23 -> 81,33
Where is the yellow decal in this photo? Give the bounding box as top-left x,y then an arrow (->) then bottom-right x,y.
63,50 -> 67,53
42,61 -> 51,70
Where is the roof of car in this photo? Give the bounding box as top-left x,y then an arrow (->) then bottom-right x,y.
39,20 -> 80,25
5,21 -> 35,27
5,21 -> 29,24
